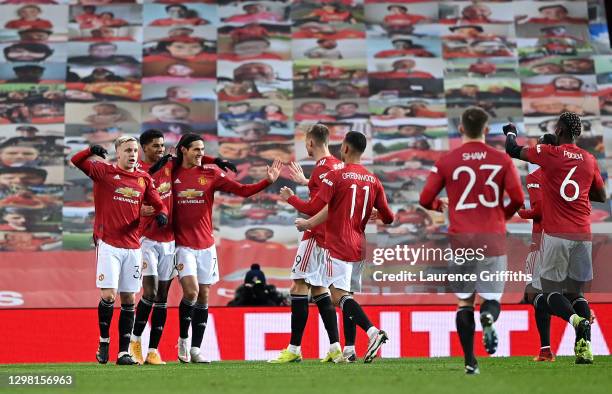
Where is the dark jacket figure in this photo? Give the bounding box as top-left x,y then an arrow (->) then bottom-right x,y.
228,264 -> 287,306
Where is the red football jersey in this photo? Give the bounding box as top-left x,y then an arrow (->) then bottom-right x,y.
173,165 -> 270,249
525,144 -> 605,237
138,159 -> 174,243
287,156 -> 343,248
317,164 -> 394,262
137,156 -> 218,242
419,141 -> 524,255
71,149 -> 167,249
518,169 -> 544,249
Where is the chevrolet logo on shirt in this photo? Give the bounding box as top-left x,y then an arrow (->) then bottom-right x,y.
115,187 -> 141,198
178,189 -> 204,199
157,182 -> 171,194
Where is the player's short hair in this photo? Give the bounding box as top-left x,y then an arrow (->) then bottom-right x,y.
139,129 -> 164,146
114,135 -> 137,149
557,112 -> 582,139
460,106 -> 489,138
305,124 -> 330,146
344,131 -> 367,154
387,5 -> 407,11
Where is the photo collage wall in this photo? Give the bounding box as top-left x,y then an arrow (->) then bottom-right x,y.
0,0 -> 611,256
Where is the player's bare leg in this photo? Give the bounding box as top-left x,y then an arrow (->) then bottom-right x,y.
330,286 -> 387,364
96,288 -> 116,364
116,292 -> 138,365
190,284 -> 211,363
130,275 -> 157,364
456,295 -> 479,375
178,276 -> 198,363
311,285 -> 342,363
145,279 -> 173,365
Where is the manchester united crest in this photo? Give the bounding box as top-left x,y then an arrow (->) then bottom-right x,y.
138,177 -> 145,188
198,176 -> 207,186
177,263 -> 184,271
164,167 -> 171,177
98,274 -> 104,281
143,261 -> 148,270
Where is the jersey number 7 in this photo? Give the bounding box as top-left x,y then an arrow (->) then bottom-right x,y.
452,165 -> 502,211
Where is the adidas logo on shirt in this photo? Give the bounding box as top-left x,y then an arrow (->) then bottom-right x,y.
174,178 -> 181,184
113,175 -> 121,180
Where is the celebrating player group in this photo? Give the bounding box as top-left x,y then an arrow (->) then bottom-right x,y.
419,107 -> 605,374
72,124 -> 393,366
73,107 -> 605,372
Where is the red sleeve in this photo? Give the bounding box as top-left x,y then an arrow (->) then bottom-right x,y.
503,161 -> 525,219
374,181 -> 394,224
201,156 -> 215,165
214,171 -> 270,197
287,195 -> 327,216
518,206 -> 539,220
418,164 -> 445,211
317,171 -> 336,204
518,175 -> 543,220
70,148 -> 106,181
592,158 -> 605,190
524,144 -> 550,167
144,175 -> 167,215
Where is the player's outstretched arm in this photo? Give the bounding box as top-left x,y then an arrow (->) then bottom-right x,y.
148,154 -> 173,175
70,145 -> 108,180
295,205 -> 328,232
503,124 -> 529,162
204,156 -> 237,173
217,159 -> 282,198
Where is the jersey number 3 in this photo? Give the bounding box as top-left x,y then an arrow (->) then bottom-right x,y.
452,165 -> 502,211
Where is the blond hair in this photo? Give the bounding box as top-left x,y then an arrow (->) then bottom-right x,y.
114,135 -> 137,150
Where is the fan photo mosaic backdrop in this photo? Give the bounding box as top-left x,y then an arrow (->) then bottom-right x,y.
0,0 -> 611,264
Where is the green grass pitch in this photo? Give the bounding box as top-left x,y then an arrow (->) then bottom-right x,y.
1,357 -> 612,394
